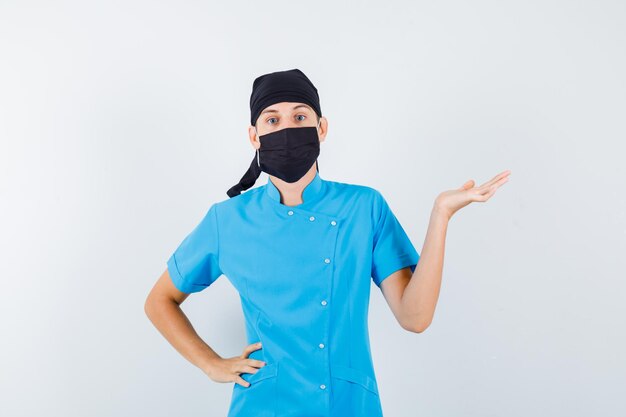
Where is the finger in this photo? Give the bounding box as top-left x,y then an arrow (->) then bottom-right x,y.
481,187 -> 498,201
238,365 -> 261,375
477,170 -> 511,190
476,174 -> 506,190
470,185 -> 493,201
477,172 -> 510,191
235,375 -> 251,388
478,184 -> 497,196
483,176 -> 509,193
459,179 -> 474,190
469,184 -> 492,197
247,359 -> 267,368
240,342 -> 263,358
474,185 -> 498,201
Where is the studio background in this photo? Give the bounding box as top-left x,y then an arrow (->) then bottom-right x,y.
1,1 -> 624,416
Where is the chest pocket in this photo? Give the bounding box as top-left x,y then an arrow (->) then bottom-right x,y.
227,362 -> 279,417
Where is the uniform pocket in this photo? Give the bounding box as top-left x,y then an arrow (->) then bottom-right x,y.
331,364 -> 379,395
242,361 -> 278,384
329,365 -> 383,416
227,362 -> 279,417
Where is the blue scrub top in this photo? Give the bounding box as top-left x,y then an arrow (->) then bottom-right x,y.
167,171 -> 420,417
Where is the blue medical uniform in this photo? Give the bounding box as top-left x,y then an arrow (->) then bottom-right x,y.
167,171 -> 420,417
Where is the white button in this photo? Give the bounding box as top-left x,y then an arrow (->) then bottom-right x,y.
319,343 -> 325,349
330,220 -> 337,226
320,384 -> 326,390
321,300 -> 327,306
309,216 -> 315,221
324,258 -> 331,264
288,210 -> 294,216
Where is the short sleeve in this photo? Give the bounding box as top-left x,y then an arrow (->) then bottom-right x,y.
371,191 -> 420,288
167,203 -> 223,293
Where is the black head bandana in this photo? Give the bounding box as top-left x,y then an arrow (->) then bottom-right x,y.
226,68 -> 323,198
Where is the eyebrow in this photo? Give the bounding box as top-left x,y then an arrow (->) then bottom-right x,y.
261,104 -> 312,115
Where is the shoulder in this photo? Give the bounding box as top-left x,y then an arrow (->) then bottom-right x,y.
212,185 -> 265,212
187,186 -> 265,229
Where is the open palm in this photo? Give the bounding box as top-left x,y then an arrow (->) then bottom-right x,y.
435,170 -> 511,219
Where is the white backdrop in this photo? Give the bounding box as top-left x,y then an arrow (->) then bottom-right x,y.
1,1 -> 625,416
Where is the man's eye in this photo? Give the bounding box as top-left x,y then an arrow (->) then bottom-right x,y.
296,114 -> 306,121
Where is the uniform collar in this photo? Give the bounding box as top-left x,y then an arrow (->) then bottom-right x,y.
265,171 -> 324,206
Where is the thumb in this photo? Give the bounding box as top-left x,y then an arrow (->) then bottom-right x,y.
460,179 -> 474,190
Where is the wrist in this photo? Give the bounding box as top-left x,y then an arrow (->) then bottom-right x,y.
432,201 -> 452,221
199,354 -> 221,376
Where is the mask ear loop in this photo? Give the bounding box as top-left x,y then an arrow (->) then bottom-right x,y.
315,118 -> 322,173
255,127 -> 261,167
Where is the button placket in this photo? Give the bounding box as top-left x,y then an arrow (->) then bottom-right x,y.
296,208 -> 340,403
320,215 -> 340,402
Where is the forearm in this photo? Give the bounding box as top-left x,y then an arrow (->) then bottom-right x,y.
400,203 -> 449,332
145,296 -> 220,373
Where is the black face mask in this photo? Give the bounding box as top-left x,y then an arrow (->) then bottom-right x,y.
226,122 -> 321,198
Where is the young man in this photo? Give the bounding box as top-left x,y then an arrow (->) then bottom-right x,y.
144,68 -> 510,417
